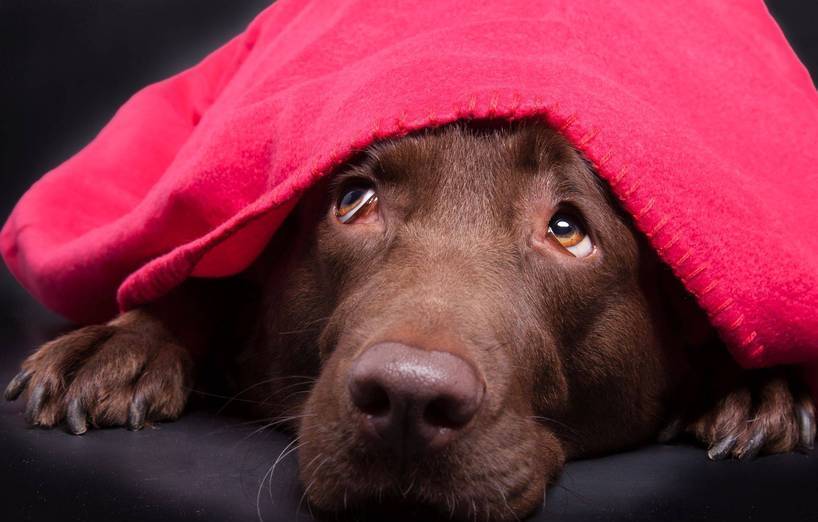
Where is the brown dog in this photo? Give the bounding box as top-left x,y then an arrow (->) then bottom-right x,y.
5,121 -> 815,521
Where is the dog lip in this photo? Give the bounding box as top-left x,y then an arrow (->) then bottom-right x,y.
308,459 -> 544,522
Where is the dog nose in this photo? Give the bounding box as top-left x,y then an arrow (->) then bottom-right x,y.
347,342 -> 484,455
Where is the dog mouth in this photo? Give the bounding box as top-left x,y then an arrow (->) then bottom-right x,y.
276,327 -> 568,521
295,403 -> 555,522
297,446 -> 544,522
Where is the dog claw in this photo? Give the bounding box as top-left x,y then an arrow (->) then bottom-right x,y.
796,404 -> 815,452
738,430 -> 766,460
127,396 -> 146,431
707,434 -> 737,461
66,398 -> 87,435
4,369 -> 31,401
23,384 -> 45,425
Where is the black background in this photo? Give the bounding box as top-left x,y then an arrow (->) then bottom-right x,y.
0,2 -> 817,521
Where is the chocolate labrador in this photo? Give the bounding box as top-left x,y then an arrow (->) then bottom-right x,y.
5,121 -> 815,521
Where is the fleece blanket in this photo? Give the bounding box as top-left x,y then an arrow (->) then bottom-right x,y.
2,0 -> 818,376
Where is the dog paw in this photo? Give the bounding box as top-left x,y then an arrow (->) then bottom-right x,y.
669,369 -> 816,460
4,311 -> 192,434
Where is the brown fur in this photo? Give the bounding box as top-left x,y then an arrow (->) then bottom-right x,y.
6,121 -> 815,521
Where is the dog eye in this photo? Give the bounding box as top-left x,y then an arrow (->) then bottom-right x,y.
547,213 -> 594,257
335,185 -> 378,224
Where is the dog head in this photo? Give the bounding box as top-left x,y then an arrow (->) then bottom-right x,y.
241,121 -> 684,520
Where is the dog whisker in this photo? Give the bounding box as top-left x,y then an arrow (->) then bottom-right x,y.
256,462 -> 276,522
297,454 -> 331,516
256,435 -> 302,522
293,451 -> 326,517
277,317 -> 331,336
201,416 -> 287,437
400,473 -> 417,499
277,327 -> 322,336
230,415 -> 315,451
266,389 -> 312,409
275,379 -> 317,393
188,388 -> 270,405
255,435 -> 304,520
216,376 -> 317,414
493,479 -> 519,522
257,380 -> 316,409
528,415 -> 581,439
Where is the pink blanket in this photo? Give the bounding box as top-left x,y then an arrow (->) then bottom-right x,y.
3,0 -> 818,376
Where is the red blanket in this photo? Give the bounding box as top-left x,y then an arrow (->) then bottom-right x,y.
3,0 -> 818,376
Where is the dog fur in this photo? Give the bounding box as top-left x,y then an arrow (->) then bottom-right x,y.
5,121 -> 815,521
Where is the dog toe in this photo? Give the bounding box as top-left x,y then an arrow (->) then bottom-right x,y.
65,398 -> 88,435
796,402 -> 815,452
706,433 -> 738,460
4,369 -> 32,401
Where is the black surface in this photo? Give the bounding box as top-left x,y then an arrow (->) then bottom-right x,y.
1,1 -> 818,521
1,303 -> 817,522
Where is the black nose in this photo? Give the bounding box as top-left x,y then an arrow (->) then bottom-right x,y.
347,342 -> 484,455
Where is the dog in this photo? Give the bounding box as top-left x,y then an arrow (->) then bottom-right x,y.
5,121 -> 815,521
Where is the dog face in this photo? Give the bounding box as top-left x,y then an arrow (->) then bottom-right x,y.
240,122 -> 680,520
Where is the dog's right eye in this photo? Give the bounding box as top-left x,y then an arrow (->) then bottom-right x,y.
546,212 -> 595,258
335,185 -> 379,224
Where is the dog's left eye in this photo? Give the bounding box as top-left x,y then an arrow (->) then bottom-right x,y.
335,185 -> 378,224
547,213 -> 594,257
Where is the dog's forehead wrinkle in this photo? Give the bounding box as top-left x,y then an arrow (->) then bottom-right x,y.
507,123 -> 609,204
332,126 -> 604,288
370,128 -> 525,228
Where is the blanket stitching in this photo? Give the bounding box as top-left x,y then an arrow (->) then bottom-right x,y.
637,198 -> 655,219
729,314 -> 745,330
713,298 -> 735,315
676,249 -> 693,266
648,215 -> 669,238
699,279 -> 720,297
658,229 -> 680,250
683,263 -> 707,282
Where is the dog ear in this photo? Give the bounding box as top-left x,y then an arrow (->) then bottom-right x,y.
239,178 -> 332,288
654,257 -> 715,350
